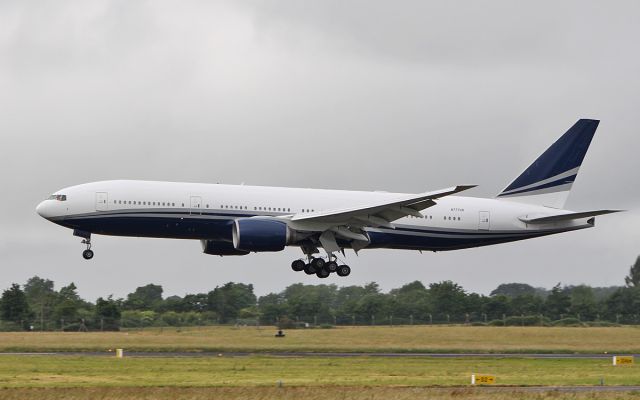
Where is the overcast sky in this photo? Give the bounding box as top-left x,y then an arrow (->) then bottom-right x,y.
1,0 -> 638,301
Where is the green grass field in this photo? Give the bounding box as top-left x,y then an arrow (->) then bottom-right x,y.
0,355 -> 638,387
1,325 -> 639,353
1,355 -> 640,399
2,326 -> 640,399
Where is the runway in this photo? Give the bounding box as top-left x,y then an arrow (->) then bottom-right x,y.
0,351 -> 636,359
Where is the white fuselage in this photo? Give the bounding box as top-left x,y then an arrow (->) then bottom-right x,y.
36,180 -> 592,253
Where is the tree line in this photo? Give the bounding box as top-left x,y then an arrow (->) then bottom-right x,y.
2,256 -> 640,331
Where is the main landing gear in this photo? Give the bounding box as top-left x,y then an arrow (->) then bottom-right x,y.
291,256 -> 351,279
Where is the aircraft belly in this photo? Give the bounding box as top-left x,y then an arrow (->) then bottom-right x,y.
365,229 -> 564,251
54,213 -> 234,240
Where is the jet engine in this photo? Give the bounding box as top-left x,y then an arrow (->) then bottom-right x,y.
232,218 -> 289,252
201,240 -> 250,256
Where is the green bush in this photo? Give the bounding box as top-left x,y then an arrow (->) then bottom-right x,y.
504,315 -> 550,326
0,321 -> 25,331
552,317 -> 585,327
585,320 -> 620,327
161,311 -> 181,326
487,316 -> 550,326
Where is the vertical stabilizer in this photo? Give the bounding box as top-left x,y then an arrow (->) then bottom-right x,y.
496,119 -> 599,209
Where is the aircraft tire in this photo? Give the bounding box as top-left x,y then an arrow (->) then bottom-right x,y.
325,261 -> 338,272
82,249 -> 94,260
316,268 -> 330,279
336,265 -> 351,277
291,260 -> 305,271
304,263 -> 316,275
311,258 -> 326,269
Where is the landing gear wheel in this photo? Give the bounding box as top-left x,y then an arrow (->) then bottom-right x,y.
81,238 -> 93,260
82,249 -> 94,260
304,263 -> 317,275
311,258 -> 326,269
316,268 -> 330,279
336,265 -> 351,277
291,260 -> 305,272
325,261 -> 338,273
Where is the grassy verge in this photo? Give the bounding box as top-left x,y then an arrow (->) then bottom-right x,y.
1,387 -> 640,400
0,355 -> 639,388
1,325 -> 639,354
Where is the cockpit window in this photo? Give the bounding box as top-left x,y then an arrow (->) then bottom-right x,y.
47,194 -> 67,201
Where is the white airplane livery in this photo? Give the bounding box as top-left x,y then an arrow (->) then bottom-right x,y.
37,119 -> 619,278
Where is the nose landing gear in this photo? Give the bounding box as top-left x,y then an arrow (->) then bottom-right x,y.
81,239 -> 94,260
73,230 -> 94,260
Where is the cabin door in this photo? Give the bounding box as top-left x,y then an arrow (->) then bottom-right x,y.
190,196 -> 202,215
478,211 -> 490,230
95,192 -> 108,211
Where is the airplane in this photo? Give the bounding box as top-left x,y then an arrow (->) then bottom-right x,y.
36,119 -> 620,278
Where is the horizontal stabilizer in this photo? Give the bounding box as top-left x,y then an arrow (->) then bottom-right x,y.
519,209 -> 622,224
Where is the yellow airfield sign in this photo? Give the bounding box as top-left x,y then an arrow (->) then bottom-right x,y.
471,374 -> 496,385
613,356 -> 634,365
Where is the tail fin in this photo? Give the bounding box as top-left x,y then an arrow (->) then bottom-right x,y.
496,119 -> 599,209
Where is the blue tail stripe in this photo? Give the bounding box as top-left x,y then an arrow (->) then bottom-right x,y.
498,174 -> 577,197
501,119 -> 598,193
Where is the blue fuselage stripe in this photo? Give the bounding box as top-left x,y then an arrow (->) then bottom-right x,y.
52,210 -> 582,251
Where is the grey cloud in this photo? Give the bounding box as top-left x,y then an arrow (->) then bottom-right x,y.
0,0 -> 638,300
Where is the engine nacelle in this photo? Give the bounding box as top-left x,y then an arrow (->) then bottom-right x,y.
201,240 -> 250,256
232,218 -> 288,252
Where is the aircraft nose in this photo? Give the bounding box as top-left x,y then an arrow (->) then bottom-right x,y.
36,200 -> 53,220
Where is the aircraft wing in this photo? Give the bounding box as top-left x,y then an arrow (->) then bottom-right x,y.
519,209 -> 623,224
290,185 -> 476,228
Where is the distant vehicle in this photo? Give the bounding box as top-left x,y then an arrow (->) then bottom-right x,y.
37,119 -> 619,278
